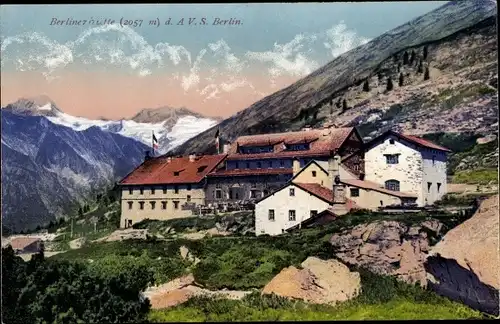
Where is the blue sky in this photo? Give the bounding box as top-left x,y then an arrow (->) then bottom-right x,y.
1,2 -> 448,119
1,3 -> 446,55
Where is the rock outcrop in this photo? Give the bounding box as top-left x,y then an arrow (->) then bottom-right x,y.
261,257 -> 361,305
329,220 -> 443,286
143,274 -> 251,309
424,195 -> 499,315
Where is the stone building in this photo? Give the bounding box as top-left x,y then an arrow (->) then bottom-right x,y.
205,126 -> 365,206
364,130 -> 451,206
118,153 -> 226,228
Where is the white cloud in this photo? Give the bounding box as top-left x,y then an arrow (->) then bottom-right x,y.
1,20 -> 370,99
245,33 -> 319,80
323,21 -> 371,58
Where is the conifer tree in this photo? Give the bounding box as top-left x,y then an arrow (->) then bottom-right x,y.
423,46 -> 428,60
363,79 -> 370,92
403,51 -> 409,65
424,67 -> 430,80
399,73 -> 404,87
342,98 -> 348,112
409,50 -> 415,65
386,77 -> 393,91
377,72 -> 383,81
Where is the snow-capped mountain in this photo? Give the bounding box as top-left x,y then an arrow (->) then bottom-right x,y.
2,97 -> 220,154
1,109 -> 151,232
46,110 -> 218,154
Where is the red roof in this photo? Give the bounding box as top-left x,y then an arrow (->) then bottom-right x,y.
340,178 -> 417,198
10,237 -> 41,250
294,182 -> 335,203
119,154 -> 227,185
208,168 -> 293,177
226,127 -> 354,160
397,133 -> 452,152
293,182 -> 359,209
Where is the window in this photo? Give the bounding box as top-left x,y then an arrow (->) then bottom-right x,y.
187,184 -> 192,191
280,160 -> 285,167
350,188 -> 360,197
150,201 -> 156,209
288,210 -> 296,221
310,210 -> 318,217
162,186 -> 167,194
235,162 -> 239,169
139,201 -> 145,210
257,162 -> 262,169
250,190 -> 257,198
385,180 -> 400,191
289,188 -> 295,196
427,182 -> 432,192
187,195 -> 191,202
128,201 -> 133,209
129,188 -> 133,195
437,182 -> 442,193
432,155 -> 436,165
151,188 -> 155,195
173,201 -> 179,209
174,171 -> 180,176
389,139 -> 395,144
197,165 -> 207,173
215,190 -> 222,199
268,209 -> 275,221
161,201 -> 167,210
127,219 -> 132,227
385,154 -> 399,164
215,183 -> 222,189
140,188 -> 144,195
312,171 -> 317,177
174,186 -> 179,194
246,162 -> 250,169
263,190 -> 269,196
251,182 -> 257,188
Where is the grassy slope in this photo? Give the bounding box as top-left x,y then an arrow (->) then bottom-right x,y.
51,205 -> 488,320
422,132 -> 498,183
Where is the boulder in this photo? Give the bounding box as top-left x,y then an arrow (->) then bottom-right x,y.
262,257 -> 361,305
143,274 -> 251,309
425,195 -> 499,315
329,220 -> 441,286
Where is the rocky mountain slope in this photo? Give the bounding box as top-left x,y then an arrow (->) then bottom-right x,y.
171,1 -> 498,156
1,110 -> 149,232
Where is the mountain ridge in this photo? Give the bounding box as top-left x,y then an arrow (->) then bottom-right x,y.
1,109 -> 150,232
169,0 -> 498,156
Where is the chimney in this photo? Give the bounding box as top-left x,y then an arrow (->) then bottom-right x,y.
328,154 -> 345,204
144,151 -> 152,161
292,158 -> 301,175
359,172 -> 365,181
189,153 -> 196,162
166,156 -> 172,163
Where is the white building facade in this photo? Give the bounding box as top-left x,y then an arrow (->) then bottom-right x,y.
255,183 -> 331,236
364,131 -> 450,207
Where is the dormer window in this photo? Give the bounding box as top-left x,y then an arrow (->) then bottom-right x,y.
174,171 -> 180,176
197,165 -> 207,173
389,139 -> 395,144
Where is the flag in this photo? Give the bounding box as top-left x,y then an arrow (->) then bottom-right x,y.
152,132 -> 159,150
215,128 -> 220,153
